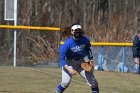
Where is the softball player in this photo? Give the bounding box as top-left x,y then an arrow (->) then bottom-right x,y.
55,24 -> 99,93
132,30 -> 140,74
133,33 -> 140,64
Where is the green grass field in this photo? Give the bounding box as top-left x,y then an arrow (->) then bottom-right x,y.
0,66 -> 140,93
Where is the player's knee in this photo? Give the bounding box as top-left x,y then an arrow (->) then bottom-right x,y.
61,81 -> 70,88
87,79 -> 98,88
91,81 -> 98,88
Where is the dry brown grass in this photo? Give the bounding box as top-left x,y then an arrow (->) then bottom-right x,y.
0,66 -> 140,93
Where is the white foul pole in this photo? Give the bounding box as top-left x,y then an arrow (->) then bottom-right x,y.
13,0 -> 17,67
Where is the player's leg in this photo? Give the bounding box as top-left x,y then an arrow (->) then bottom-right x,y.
55,67 -> 72,93
79,70 -> 99,93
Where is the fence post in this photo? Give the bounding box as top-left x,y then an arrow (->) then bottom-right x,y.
122,47 -> 125,72
98,46 -> 103,71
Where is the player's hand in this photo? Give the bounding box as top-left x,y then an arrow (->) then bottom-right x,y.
64,65 -> 77,75
65,65 -> 77,75
134,57 -> 139,64
68,68 -> 77,75
81,60 -> 94,72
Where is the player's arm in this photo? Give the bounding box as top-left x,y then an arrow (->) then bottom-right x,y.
133,35 -> 140,58
85,38 -> 93,60
59,44 -> 68,68
60,43 -> 77,75
81,38 -> 94,72
133,35 -> 140,64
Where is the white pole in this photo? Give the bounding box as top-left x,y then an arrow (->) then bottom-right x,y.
13,0 -> 17,67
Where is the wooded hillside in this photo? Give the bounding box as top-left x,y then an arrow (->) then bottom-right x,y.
0,0 -> 140,64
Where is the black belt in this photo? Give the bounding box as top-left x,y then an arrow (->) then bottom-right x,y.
67,58 -> 81,61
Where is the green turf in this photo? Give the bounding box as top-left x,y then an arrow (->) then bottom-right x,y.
0,66 -> 140,93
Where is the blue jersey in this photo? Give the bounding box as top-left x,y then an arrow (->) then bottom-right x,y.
60,36 -> 91,68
